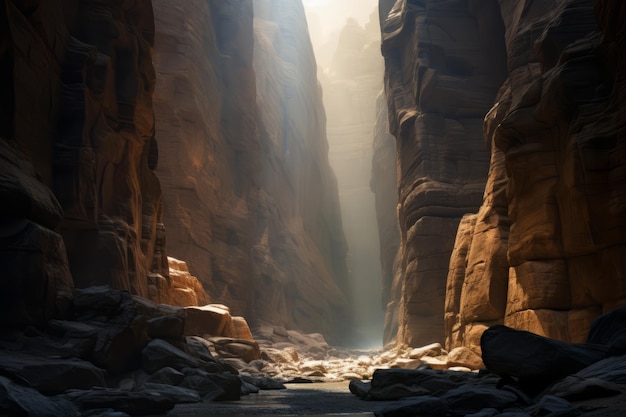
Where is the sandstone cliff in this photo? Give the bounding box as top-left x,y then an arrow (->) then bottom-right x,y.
0,0 -> 177,327
153,0 -> 350,340
379,0 -> 507,346
446,0 -> 626,352
372,92 -> 402,346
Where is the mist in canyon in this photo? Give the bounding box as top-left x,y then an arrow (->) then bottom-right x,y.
2,0 -> 626,415
303,0 -> 386,347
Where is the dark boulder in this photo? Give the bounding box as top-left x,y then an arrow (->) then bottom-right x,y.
481,325 -> 608,389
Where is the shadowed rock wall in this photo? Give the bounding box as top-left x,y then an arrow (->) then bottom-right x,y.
153,0 -> 260,313
153,0 -> 350,340
446,0 -> 626,352
379,0 -> 507,346
0,0 -> 176,327
372,92 -> 402,346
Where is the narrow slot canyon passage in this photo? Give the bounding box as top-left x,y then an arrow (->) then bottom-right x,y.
1,0 -> 626,417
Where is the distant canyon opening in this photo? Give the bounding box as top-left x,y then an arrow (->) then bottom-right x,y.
304,0 -> 385,349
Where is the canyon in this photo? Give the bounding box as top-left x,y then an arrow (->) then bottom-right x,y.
378,0 -> 626,353
0,0 -> 625,415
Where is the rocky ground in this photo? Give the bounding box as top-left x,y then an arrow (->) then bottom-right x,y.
2,286 -> 626,416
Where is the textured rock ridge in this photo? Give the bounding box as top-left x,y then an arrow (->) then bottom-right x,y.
445,0 -> 626,351
153,0 -> 259,313
0,0 -> 184,327
379,0 -> 508,346
253,0 -> 351,339
372,92 -> 402,346
153,0 -> 351,340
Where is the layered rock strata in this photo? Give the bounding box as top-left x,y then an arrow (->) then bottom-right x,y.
380,0 -> 507,346
0,0 -> 184,326
153,0 -> 350,340
445,0 -> 626,351
372,92 -> 402,346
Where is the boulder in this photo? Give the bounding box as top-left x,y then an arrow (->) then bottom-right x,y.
0,375 -> 79,417
180,368 -> 241,401
438,386 -> 518,415
165,257 -> 209,307
481,325 -> 609,387
239,375 -> 285,390
367,368 -> 473,400
144,367 -> 185,386
0,218 -> 73,329
408,343 -> 443,359
0,351 -> 106,395
548,376 -> 621,401
185,336 -> 223,368
230,316 -> 254,341
15,321 -> 98,360
141,338 -> 203,374
141,383 -> 201,404
420,356 -> 449,370
586,304 -> 626,355
447,347 -> 484,370
72,287 -> 150,374
61,388 -> 175,415
184,305 -> 232,337
262,347 -> 298,363
210,337 -> 261,363
179,375 -> 225,402
147,315 -> 184,340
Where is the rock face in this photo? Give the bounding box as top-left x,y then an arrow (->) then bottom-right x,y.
372,92 -> 402,346
0,0 -> 183,326
379,0 -> 508,346
153,0 -> 350,340
445,0 -> 626,351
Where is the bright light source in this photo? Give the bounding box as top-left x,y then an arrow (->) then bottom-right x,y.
301,0 -> 331,6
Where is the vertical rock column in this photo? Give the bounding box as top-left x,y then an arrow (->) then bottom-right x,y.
153,0 -> 259,311
380,0 -> 507,346
446,0 -> 626,351
1,0 -> 164,326
154,0 -> 350,340
55,0 -> 165,298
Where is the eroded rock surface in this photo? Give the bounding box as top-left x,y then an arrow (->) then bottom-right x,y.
0,0 -> 181,328
350,307 -> 626,417
153,0 -> 350,341
380,0 -> 507,346
0,286 -> 278,415
445,0 -> 626,351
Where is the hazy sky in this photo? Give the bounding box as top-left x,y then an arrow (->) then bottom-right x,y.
302,0 -> 378,69
302,0 -> 377,26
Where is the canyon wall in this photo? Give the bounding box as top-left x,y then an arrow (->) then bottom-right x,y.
381,0 -> 625,350
0,0 -> 178,327
446,0 -> 626,352
372,92 -> 402,346
379,0 -> 507,346
1,0 -> 346,341
153,0 -> 351,340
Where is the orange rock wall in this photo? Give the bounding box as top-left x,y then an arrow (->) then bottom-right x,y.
153,0 -> 351,340
445,0 -> 626,351
0,0 -> 171,327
